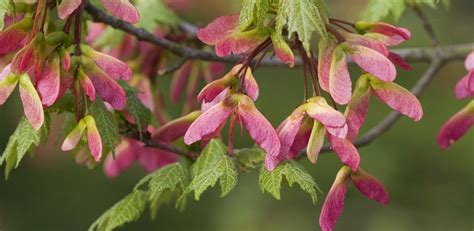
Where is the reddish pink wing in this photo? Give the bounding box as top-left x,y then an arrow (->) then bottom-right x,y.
348,43 -> 397,82
85,64 -> 126,110
85,116 -> 103,162
197,14 -> 239,45
329,45 -> 352,105
370,76 -> 423,121
154,111 -> 201,143
319,167 -> 351,231
237,95 -> 280,161
184,102 -> 232,145
104,139 -> 137,178
101,0 -> 140,24
328,135 -> 360,172
171,61 -> 194,103
58,0 -> 82,19
318,39 -> 336,92
277,107 -> 305,158
351,169 -> 390,205
19,74 -> 44,130
345,75 -> 371,140
37,54 -> 61,106
388,52 -> 412,71
82,45 -> 132,81
437,101 -> 474,149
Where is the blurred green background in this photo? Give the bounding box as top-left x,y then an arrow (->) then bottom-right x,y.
0,1 -> 473,231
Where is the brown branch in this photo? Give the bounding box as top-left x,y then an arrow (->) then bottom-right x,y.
84,3 -> 472,67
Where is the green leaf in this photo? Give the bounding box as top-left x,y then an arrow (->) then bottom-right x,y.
0,0 -> 14,30
48,92 -> 76,114
362,0 -> 405,21
93,27 -> 126,48
135,0 -> 179,31
362,0 -> 449,21
276,0 -> 329,53
238,0 -> 272,30
134,163 -> 189,218
119,81 -> 152,138
89,190 -> 148,231
234,147 -> 265,171
259,161 -> 320,204
89,98 -> 120,156
0,117 -> 41,179
180,140 -> 238,201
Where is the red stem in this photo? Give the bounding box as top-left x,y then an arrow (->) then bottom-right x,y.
39,0 -> 49,32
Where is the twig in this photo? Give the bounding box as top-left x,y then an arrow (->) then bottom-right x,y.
84,3 -> 472,66
411,5 -> 440,47
158,58 -> 189,76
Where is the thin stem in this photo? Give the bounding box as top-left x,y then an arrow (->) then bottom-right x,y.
411,5 -> 440,47
39,0 -> 49,32
31,0 -> 44,38
301,54 -> 309,100
63,17 -> 73,34
326,25 -> 345,43
329,18 -> 354,27
74,1 -> 84,56
228,113 -> 236,156
309,52 -> 322,96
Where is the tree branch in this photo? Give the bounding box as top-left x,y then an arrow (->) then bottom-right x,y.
84,3 -> 472,67
90,2 -> 472,159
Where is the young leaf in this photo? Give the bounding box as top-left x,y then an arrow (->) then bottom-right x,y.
234,147 -> 265,172
0,117 -> 41,179
276,0 -> 329,53
89,98 -> 120,156
259,161 -> 320,204
89,190 -> 148,231
238,0 -> 272,30
120,81 -> 152,137
134,163 -> 189,218
362,0 -> 405,21
180,139 -> 238,201
135,0 -> 179,31
362,0 -> 449,21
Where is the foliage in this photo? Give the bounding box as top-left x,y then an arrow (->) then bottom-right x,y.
0,117 -> 42,179
180,139 -> 238,201
135,0 -> 179,31
363,0 -> 450,21
89,98 -> 120,156
120,81 -> 152,137
275,0 -> 328,53
259,161 -> 320,204
89,190 -> 149,231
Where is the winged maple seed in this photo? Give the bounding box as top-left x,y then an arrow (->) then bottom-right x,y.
62,115 -> 103,161
58,0 -> 140,24
320,166 -> 389,231
437,52 -> 474,149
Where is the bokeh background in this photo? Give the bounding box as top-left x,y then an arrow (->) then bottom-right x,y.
0,0 -> 473,230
